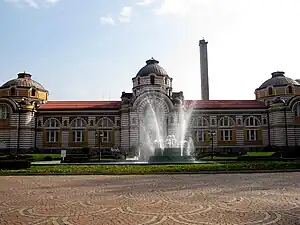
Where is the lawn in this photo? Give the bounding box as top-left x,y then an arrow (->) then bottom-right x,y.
25,154 -> 61,161
0,161 -> 299,175
246,152 -> 275,157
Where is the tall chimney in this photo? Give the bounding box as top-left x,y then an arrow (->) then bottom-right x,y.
199,39 -> 209,100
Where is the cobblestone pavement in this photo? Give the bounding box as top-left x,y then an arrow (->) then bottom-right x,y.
0,173 -> 300,225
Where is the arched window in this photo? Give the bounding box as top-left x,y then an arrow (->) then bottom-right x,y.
191,117 -> 208,142
244,116 -> 260,141
137,77 -> 141,85
287,86 -> 293,94
150,75 -> 155,85
97,117 -> 114,142
268,87 -> 273,95
10,87 -> 16,96
294,102 -> 300,117
70,118 -> 87,143
44,118 -> 60,143
164,77 -> 168,85
0,104 -> 10,119
31,89 -> 36,97
218,116 -> 235,141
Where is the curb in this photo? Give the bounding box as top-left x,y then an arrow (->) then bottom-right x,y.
1,169 -> 300,176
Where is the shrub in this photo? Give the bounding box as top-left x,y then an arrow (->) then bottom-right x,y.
0,160 -> 31,170
82,147 -> 92,157
43,156 -> 53,161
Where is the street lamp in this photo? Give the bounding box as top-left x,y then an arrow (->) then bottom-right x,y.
95,131 -> 104,160
208,130 -> 216,160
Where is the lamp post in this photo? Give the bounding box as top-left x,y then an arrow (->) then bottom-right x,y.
95,131 -> 103,160
208,130 -> 216,160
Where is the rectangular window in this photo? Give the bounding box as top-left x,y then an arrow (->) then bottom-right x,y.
193,130 -> 205,142
247,129 -> 258,141
102,131 -> 111,142
46,130 -> 59,143
221,129 -> 233,141
0,105 -> 8,119
72,130 -> 83,142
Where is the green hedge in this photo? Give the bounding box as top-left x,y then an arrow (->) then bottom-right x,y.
0,161 -> 299,175
0,160 -> 31,170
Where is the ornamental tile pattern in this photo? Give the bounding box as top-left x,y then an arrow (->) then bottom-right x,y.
0,173 -> 299,225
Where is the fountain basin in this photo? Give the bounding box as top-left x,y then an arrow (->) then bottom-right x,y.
148,148 -> 195,163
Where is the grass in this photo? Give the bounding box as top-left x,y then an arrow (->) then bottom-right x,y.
246,152 -> 275,157
0,161 -> 299,175
25,154 -> 61,161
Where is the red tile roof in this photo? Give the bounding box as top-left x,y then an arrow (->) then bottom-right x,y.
39,100 -> 266,110
39,101 -> 121,110
184,100 -> 266,109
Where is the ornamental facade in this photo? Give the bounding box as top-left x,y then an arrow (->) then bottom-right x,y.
1,58 -> 300,153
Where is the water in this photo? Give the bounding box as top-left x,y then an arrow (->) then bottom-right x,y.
138,94 -> 196,160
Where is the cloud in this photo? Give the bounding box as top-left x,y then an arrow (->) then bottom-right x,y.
119,6 -> 132,23
153,0 -> 198,16
100,16 -> 115,25
136,0 -> 156,6
45,0 -> 60,4
4,0 -> 60,8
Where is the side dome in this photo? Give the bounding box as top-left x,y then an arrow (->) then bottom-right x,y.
136,58 -> 168,77
257,71 -> 299,90
1,72 -> 46,91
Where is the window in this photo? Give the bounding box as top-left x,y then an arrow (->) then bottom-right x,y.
138,77 -> 140,85
44,118 -> 60,143
72,130 -> 83,142
295,103 -> 300,116
220,129 -> 233,141
10,87 -> 16,96
268,87 -> 273,95
150,75 -> 155,85
245,116 -> 260,141
102,131 -> 111,142
46,131 -> 59,143
219,116 -> 235,141
193,130 -> 205,142
97,117 -> 114,128
247,129 -> 258,141
31,89 -> 36,96
164,77 -> 168,85
191,117 -> 208,127
287,86 -> 293,94
70,118 -> 86,143
0,104 -> 9,119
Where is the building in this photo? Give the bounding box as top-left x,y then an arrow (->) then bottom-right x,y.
1,40 -> 300,154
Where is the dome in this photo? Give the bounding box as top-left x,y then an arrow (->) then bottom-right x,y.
0,72 -> 46,91
136,58 -> 168,77
257,71 -> 299,90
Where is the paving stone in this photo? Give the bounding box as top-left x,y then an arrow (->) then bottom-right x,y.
0,173 -> 299,224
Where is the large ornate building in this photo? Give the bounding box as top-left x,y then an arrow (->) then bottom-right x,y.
1,40 -> 300,153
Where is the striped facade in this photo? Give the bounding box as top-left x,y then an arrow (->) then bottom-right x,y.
1,60 -> 300,153
1,96 -> 300,153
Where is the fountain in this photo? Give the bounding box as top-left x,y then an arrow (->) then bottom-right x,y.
137,95 -> 196,163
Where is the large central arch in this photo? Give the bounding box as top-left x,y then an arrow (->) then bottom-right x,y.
133,92 -> 173,152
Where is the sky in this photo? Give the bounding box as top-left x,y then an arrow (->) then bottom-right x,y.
1,0 -> 300,101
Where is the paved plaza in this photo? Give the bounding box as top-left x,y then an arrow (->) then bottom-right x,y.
0,173 -> 300,225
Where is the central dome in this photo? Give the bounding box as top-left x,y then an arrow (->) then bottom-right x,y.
136,58 -> 168,77
257,71 -> 299,90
